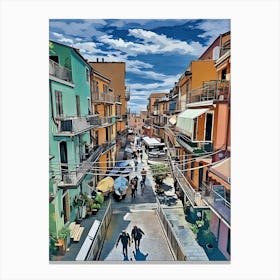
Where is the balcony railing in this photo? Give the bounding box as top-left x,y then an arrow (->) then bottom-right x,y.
201,182 -> 231,226
173,165 -> 208,208
188,80 -> 230,104
99,116 -> 116,127
49,59 -> 73,83
58,146 -> 103,188
54,114 -> 100,136
125,87 -> 130,101
92,92 -> 115,104
115,96 -> 121,103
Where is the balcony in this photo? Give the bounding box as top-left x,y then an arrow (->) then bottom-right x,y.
101,138 -> 117,154
201,182 -> 231,226
58,146 -> 103,188
92,92 -> 115,104
188,80 -> 230,104
125,87 -> 130,101
115,96 -> 122,104
153,110 -> 159,115
53,115 -> 100,136
173,165 -> 209,208
49,59 -> 73,84
49,178 -> 57,203
98,116 -> 116,128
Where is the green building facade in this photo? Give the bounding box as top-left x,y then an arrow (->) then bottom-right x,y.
49,41 -> 95,241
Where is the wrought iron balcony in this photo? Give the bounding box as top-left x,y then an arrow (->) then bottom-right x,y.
115,96 -> 121,104
58,146 -> 103,188
53,114 -> 100,136
201,182 -> 231,226
173,165 -> 209,208
188,80 -> 230,104
49,59 -> 73,84
92,92 -> 115,104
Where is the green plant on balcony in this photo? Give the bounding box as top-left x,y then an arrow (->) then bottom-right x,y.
151,164 -> 168,184
94,192 -> 104,205
58,226 -> 70,240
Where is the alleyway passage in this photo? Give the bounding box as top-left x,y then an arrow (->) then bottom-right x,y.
99,147 -> 174,261
99,210 -> 174,261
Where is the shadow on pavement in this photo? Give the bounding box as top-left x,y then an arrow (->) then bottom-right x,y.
132,249 -> 149,261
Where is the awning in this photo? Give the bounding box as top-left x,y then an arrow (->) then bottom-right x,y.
176,108 -> 210,138
209,158 -> 231,190
169,115 -> 177,125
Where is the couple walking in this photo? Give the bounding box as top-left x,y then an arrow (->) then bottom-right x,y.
116,225 -> 145,257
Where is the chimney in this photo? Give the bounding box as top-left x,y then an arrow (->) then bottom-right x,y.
96,58 -> 99,62
102,58 -> 104,62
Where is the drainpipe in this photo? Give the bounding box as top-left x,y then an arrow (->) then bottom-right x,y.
49,79 -> 59,127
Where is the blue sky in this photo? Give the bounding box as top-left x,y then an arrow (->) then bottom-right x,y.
49,19 -> 230,113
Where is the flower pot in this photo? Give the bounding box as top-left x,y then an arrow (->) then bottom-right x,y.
206,243 -> 214,253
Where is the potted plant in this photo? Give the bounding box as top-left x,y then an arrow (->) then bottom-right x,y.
200,229 -> 216,253
86,197 -> 94,216
57,226 -> 70,254
91,203 -> 100,215
73,194 -> 86,223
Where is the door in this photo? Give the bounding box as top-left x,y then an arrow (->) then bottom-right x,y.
205,113 -> 213,141
60,141 -> 68,175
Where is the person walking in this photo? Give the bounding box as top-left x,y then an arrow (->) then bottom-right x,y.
141,168 -> 147,184
130,182 -> 136,199
116,230 -> 131,257
131,225 -> 145,250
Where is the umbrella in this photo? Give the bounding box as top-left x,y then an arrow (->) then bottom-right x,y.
96,177 -> 114,193
114,175 -> 128,193
116,161 -> 130,167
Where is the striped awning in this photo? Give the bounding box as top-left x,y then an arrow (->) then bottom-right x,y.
176,108 -> 210,138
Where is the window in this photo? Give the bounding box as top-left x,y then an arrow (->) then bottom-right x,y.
93,81 -> 99,93
193,118 -> 197,141
103,84 -> 108,94
86,68 -> 90,83
205,113 -> 213,141
76,95 -> 80,117
49,55 -> 59,63
55,91 -> 63,116
221,68 -> 227,80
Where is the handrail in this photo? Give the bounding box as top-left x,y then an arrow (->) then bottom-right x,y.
156,201 -> 186,261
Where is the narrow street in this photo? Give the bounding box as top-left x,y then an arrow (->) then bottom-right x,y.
99,149 -> 175,261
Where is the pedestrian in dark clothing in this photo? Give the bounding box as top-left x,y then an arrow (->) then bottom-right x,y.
134,158 -> 138,171
116,231 -> 131,256
141,168 -> 147,183
140,152 -> 143,162
130,183 -> 136,199
131,225 -> 145,250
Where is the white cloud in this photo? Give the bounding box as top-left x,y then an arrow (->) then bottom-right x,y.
49,20 -> 106,40
99,29 -> 205,56
195,19 -> 230,45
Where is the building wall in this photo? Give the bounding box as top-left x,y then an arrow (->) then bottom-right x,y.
49,42 -> 93,238
213,103 -> 230,150
191,60 -> 217,89
90,62 -> 127,131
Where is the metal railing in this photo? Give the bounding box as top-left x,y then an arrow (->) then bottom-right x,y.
201,182 -> 231,226
58,146 -> 103,188
92,92 -> 115,104
173,165 -> 208,208
54,114 -> 100,136
49,59 -> 73,83
157,202 -> 186,261
188,80 -> 230,103
80,199 -> 113,261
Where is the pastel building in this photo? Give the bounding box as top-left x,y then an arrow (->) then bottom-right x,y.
49,41 -> 99,244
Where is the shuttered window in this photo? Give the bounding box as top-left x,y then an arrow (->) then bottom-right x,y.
55,90 -> 63,116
